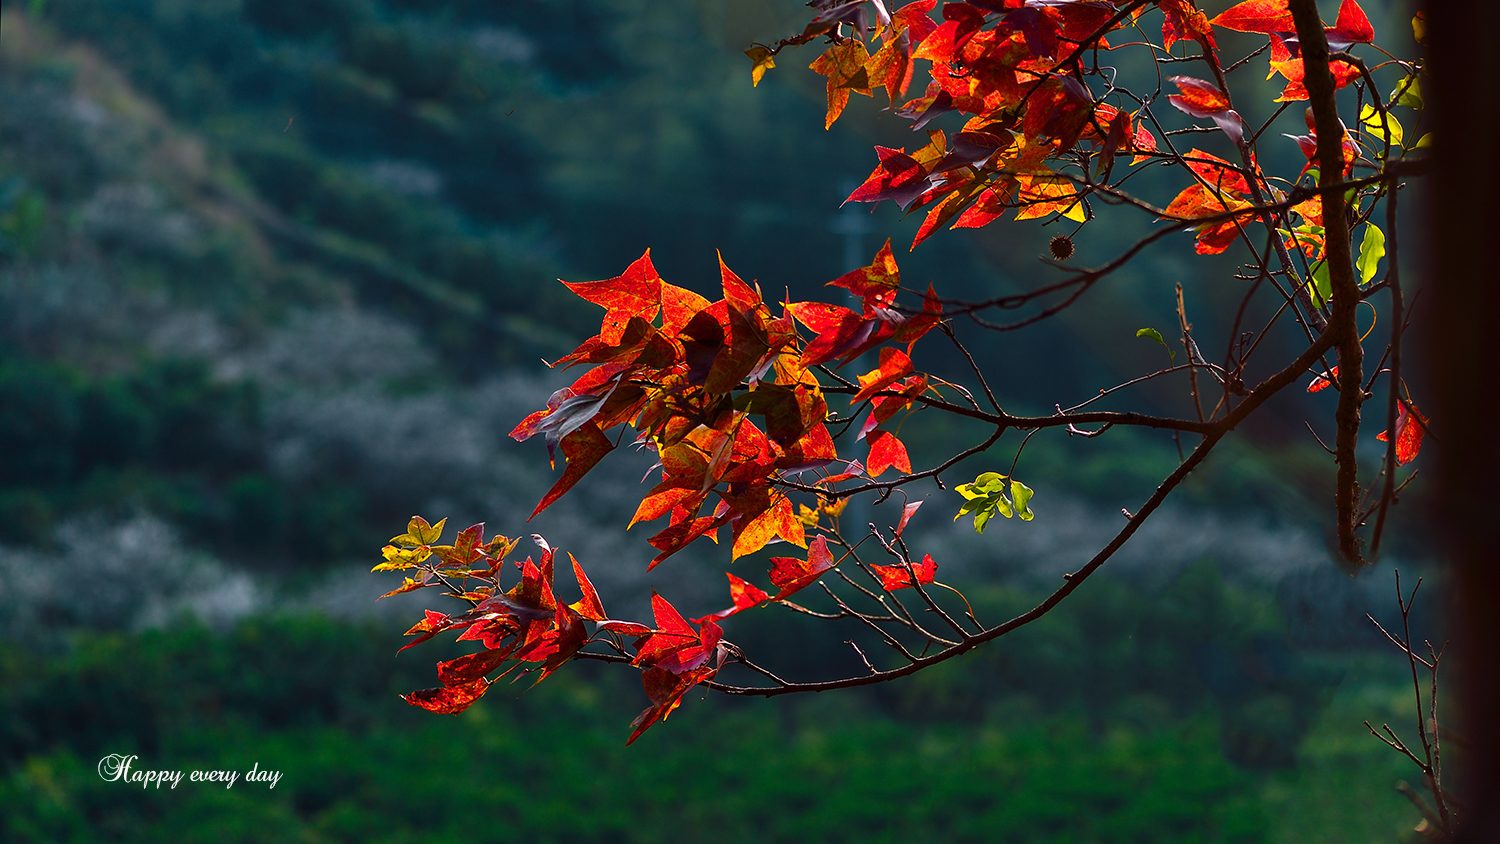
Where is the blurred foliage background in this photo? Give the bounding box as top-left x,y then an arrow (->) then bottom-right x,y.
0,0 -> 1442,840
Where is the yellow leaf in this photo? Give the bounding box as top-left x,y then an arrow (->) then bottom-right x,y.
407,516 -> 446,545
745,45 -> 775,87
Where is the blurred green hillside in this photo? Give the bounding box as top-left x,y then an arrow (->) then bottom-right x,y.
0,0 -> 1407,567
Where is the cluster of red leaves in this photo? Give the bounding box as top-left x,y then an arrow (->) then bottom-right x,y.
511,245 -> 937,569
375,520 -> 609,715
1210,0 -> 1372,102
1162,149 -> 1260,255
382,521 -> 730,743
811,0 -> 1164,246
386,241 -> 952,741
795,0 -> 1374,253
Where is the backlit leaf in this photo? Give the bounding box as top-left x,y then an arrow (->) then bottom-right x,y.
1307,366 -> 1338,392
810,39 -> 872,129
563,251 -> 662,344
1010,480 -> 1035,521
402,678 -> 491,715
867,429 -> 912,477
869,553 -> 937,591
569,553 -> 608,622
851,348 -> 915,406
768,534 -> 838,600
1360,104 -> 1403,147
745,44 -> 776,87
436,649 -> 509,686
1376,400 -> 1427,465
1329,0 -> 1374,45
1357,224 -> 1385,285
1160,0 -> 1217,52
1208,0 -> 1294,34
694,572 -> 772,623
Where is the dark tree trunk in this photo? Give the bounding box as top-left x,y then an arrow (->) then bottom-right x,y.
1428,1 -> 1500,836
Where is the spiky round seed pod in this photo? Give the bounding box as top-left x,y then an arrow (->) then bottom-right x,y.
1049,235 -> 1074,261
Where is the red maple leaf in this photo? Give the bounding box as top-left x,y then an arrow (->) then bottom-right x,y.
694,572 -> 772,623
402,677 -> 492,715
869,553 -> 938,591
562,251 -> 662,344
626,665 -> 717,745
1208,0 -> 1295,34
867,429 -> 913,477
1376,400 -> 1428,466
768,534 -> 838,600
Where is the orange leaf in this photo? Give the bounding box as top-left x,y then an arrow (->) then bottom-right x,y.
378,575 -> 432,600
730,490 -> 803,560
781,422 -> 839,474
1182,149 -> 1250,197
1130,118 -> 1159,164
630,485 -> 706,530
1208,0 -> 1294,34
568,553 -> 608,622
1160,0 -> 1217,52
867,430 -> 913,478
809,39 -> 871,129
1269,57 -> 1360,103
1167,76 -> 1230,115
647,513 -> 729,570
852,348 -> 915,406
562,251 -> 662,344
865,28 -> 915,103
870,553 -> 937,591
829,239 -> 901,310
659,281 -> 712,336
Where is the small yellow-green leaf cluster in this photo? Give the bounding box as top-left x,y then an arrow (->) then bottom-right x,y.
954,472 -> 1035,533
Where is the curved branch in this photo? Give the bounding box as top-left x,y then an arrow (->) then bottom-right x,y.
712,330 -> 1337,697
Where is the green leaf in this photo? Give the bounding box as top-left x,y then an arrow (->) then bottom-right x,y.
1359,104 -> 1404,147
1393,74 -> 1423,110
1136,328 -> 1175,361
1309,259 -> 1331,307
1412,133 -> 1433,149
1357,224 -> 1386,285
1010,480 -> 1035,521
954,472 -> 1034,532
974,471 -> 1006,493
